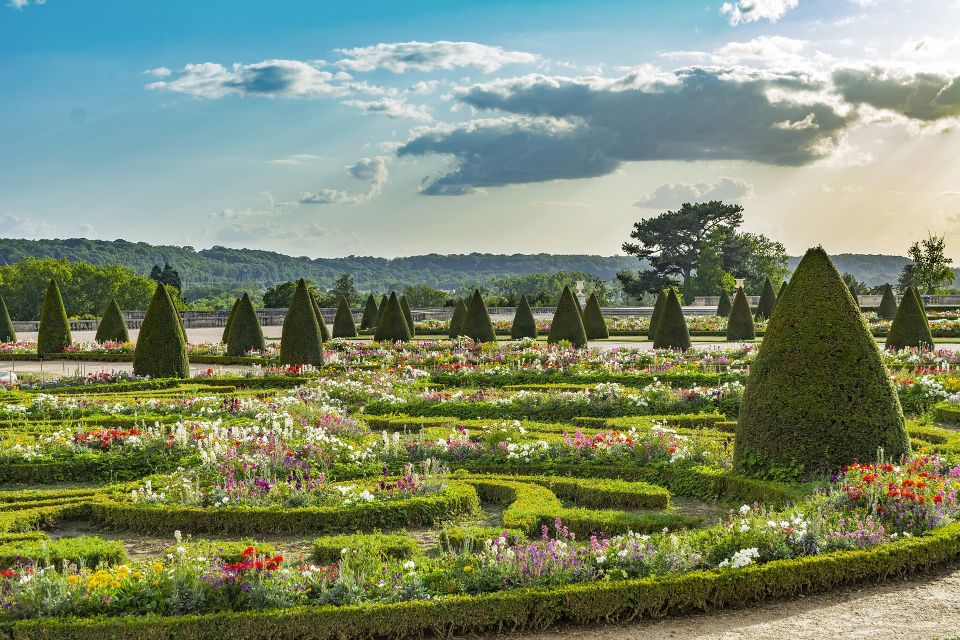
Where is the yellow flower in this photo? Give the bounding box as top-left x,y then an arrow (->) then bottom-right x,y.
132,571 -> 143,579
463,565 -> 473,572
116,565 -> 131,578
152,562 -> 164,573
66,575 -> 80,585
111,580 -> 121,588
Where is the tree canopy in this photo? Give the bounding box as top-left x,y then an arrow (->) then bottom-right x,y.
901,234 -> 954,295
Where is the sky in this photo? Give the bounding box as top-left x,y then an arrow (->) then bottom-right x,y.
1,0 -> 960,259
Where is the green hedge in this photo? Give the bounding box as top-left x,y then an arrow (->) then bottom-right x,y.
0,535 -> 126,568
311,532 -> 418,564
164,539 -> 277,564
429,370 -> 745,389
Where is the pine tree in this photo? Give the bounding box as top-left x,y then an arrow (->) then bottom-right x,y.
226,293 -> 266,356
448,299 -> 468,339
0,295 -> 17,343
547,286 -> 588,347
133,284 -> 189,378
460,290 -> 497,343
653,289 -> 691,351
582,293 -> 608,339
510,295 -> 538,339
222,298 -> 240,343
885,287 -> 934,350
647,290 -> 667,339
310,295 -> 331,342
375,292 -> 412,342
359,295 -> 379,330
877,284 -> 898,320
716,290 -> 732,317
400,294 -> 416,337
280,279 -> 324,365
37,279 -> 72,356
754,278 -> 776,320
725,287 -> 755,341
332,296 -> 358,338
94,298 -> 130,343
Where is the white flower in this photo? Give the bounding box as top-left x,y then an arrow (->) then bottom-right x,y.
739,505 -> 751,515
595,555 -> 607,565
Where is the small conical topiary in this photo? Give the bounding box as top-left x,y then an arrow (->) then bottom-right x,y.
754,278 -> 776,320
332,296 -> 358,338
510,295 -> 538,339
460,289 -> 497,343
725,287 -> 755,341
399,294 -> 416,337
885,287 -> 934,350
375,292 -> 412,343
95,298 -> 129,343
582,293 -> 608,339
716,290 -> 732,317
0,295 -> 17,343
310,295 -> 331,342
359,295 -> 379,330
379,295 -> 389,317
877,284 -> 898,320
37,279 -> 72,356
548,286 -> 588,347
647,290 -> 667,339
133,284 -> 189,378
653,289 -> 691,351
574,293 -> 584,317
280,279 -> 324,366
734,247 -> 909,479
913,287 -> 926,313
226,293 -> 265,356
222,297 -> 240,343
448,299 -> 468,339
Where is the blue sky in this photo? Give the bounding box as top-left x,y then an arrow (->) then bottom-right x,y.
2,0 -> 959,258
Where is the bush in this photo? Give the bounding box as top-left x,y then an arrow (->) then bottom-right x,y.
133,284 -> 189,378
772,281 -> 788,315
449,299 -> 468,339
460,290 -> 497,343
886,287 -> 933,350
547,286 -> 587,347
725,287 -> 755,341
375,292 -> 412,343
653,289 -> 690,351
37,279 -> 72,356
733,247 -> 909,479
878,283 -> 898,320
332,296 -> 358,338
359,295 -> 379,330
280,279 -> 324,366
510,295 -> 538,339
716,290 -> 732,317
312,533 -> 418,564
754,278 -> 776,320
400,294 -> 416,337
647,290 -> 667,339
222,297 -> 239,343
310,295 -> 331,342
0,294 -> 17,342
226,293 -> 266,356
94,298 -> 129,344
164,539 -> 276,564
582,293 -> 608,340
0,534 -> 127,568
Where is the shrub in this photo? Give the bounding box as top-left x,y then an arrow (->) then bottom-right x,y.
359,295 -> 379,330
725,288 -> 755,341
886,287 -> 934,350
0,534 -> 127,568
754,278 -> 776,320
332,296 -> 358,338
222,297 -> 240,343
733,247 -> 909,479
511,295 -> 538,339
0,294 -> 17,342
653,289 -> 690,351
133,284 -> 189,378
310,294 -> 331,342
449,299 -> 468,339
312,533 -> 418,564
460,290 -> 497,343
771,281 -> 788,316
716,290 -> 732,317
647,290 -> 667,339
279,279 -> 324,366
582,293 -> 609,339
226,293 -> 266,356
375,292 -> 412,343
37,279 -> 72,356
878,284 -> 898,320
94,298 -> 130,344
400,294 -> 416,337
547,286 -> 587,347
164,539 -> 276,564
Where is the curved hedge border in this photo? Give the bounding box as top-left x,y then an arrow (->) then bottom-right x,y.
0,452 -> 194,485
430,371 -> 745,389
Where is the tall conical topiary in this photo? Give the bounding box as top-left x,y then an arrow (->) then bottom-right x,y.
94,298 -> 129,343
913,287 -> 926,313
222,297 -> 240,343
460,290 -> 497,343
877,284 -> 898,320
885,287 -> 934,350
725,287 -> 755,341
375,292 -> 412,343
332,296 -> 358,338
582,293 -> 608,339
37,279 -> 72,356
448,299 -> 468,339
754,278 -> 776,320
647,290 -> 667,340
653,289 -> 691,351
771,281 -> 789,316
733,247 -> 909,479
310,295 -> 331,342
359,295 -> 379,330
280,279 -> 324,366
226,293 -> 265,356
0,295 -> 16,343
548,286 -> 588,347
133,284 -> 189,378
399,295 -> 416,337
510,295 -> 538,339
716,290 -> 732,317
574,293 -> 584,317
379,295 -> 389,317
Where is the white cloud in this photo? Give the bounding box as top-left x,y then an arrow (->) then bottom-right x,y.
299,157 -> 390,205
2,213 -> 56,238
147,60 -> 344,99
335,41 -> 537,74
342,97 -> 433,121
145,67 -> 172,78
634,178 -> 755,208
720,0 -> 799,26
7,0 -> 45,9
76,224 -> 95,237
774,112 -> 819,129
940,190 -> 960,197
269,154 -> 327,166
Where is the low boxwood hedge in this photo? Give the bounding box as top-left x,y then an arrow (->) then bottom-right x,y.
311,533 -> 419,564
0,535 -> 126,568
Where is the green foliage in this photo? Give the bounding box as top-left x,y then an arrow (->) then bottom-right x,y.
460,290 -> 497,343
375,292 -> 412,343
330,273 -> 359,305
133,284 -> 189,378
226,293 -> 266,356
94,298 -> 130,343
0,294 -> 16,342
359,294 -> 379,330
771,280 -> 788,316
582,293 -> 608,339
311,533 -> 418,564
547,286 -> 587,347
332,296 -> 358,338
221,297 -> 239,343
878,283 -> 898,320
734,247 -> 909,479
754,278 -> 776,320
510,295 -> 538,339
399,294 -> 416,337
402,283 -> 449,307
905,233 -> 954,294
885,287 -> 934,350
647,290 -> 667,339
37,279 -> 72,356
448,299 -> 468,339
494,271 -> 615,306
263,280 -> 320,308
716,289 -> 732,317
0,535 -> 126,568
310,294 -> 331,342
164,539 -> 276,564
726,288 -> 755,341
653,289 -> 690,351
279,279 -> 324,366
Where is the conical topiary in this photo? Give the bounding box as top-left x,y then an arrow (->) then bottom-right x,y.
725,287 -> 755,341
399,294 -> 416,337
574,293 -> 584,317
448,299 -> 468,339
359,295 -> 379,330
133,284 -> 189,378
754,278 -> 776,320
877,284 -> 898,320
716,290 -> 732,317
222,297 -> 240,343
94,298 -> 129,343
37,279 -> 72,356
913,287 -> 926,313
379,295 -> 389,317
226,293 -> 265,356
0,295 -> 17,343
510,295 -> 538,339
653,289 -> 691,351
885,287 -> 934,350
332,296 -> 358,338
310,295 -> 331,342
280,279 -> 324,366
547,286 -> 588,347
647,290 -> 667,339
733,247 -> 909,479
582,293 -> 608,339
460,290 -> 497,343
375,292 -> 412,343
771,281 -> 789,316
